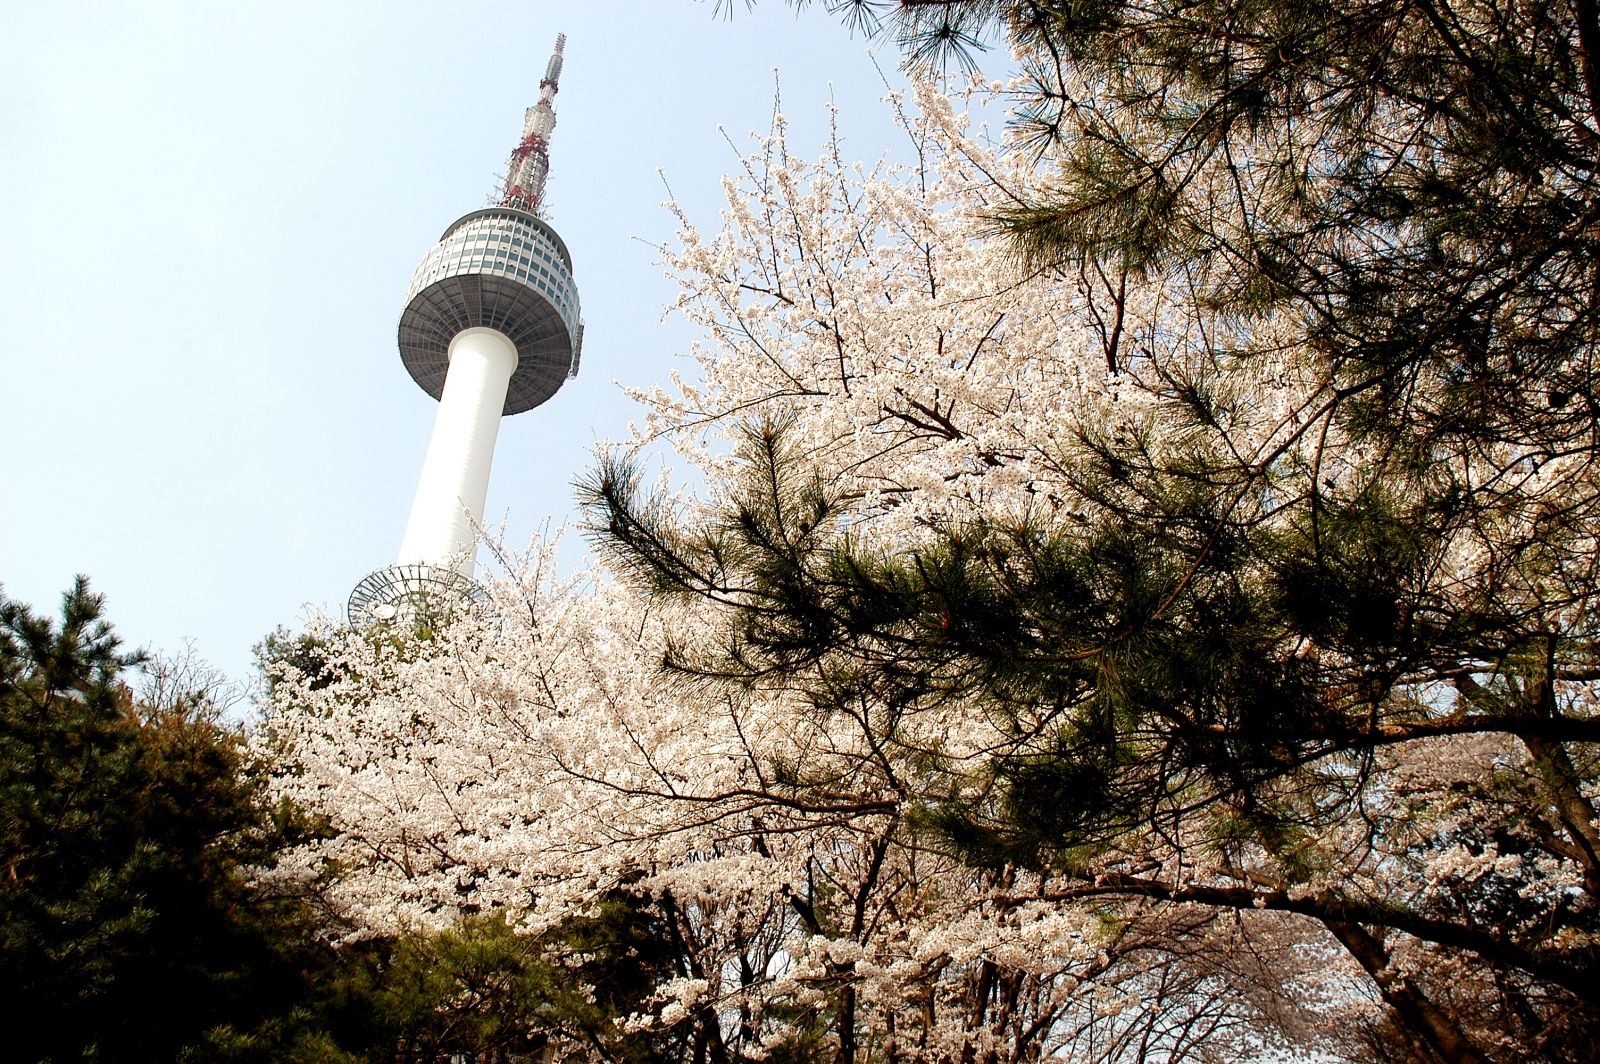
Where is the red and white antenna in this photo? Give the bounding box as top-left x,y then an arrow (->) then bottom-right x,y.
502,34 -> 566,214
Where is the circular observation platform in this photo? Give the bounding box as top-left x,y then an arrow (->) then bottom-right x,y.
398,207 -> 584,415
348,563 -> 490,629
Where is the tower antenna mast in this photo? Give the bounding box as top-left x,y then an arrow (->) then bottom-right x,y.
503,32 -> 565,214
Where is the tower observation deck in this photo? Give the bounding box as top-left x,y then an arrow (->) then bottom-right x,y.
349,34 -> 581,626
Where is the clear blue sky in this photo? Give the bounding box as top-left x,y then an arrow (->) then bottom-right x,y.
0,1 -> 966,683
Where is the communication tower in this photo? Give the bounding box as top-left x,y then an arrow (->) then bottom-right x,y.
349,35 -> 581,625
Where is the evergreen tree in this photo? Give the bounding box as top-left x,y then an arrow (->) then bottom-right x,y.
300,895 -> 691,1064
0,580 -> 327,1062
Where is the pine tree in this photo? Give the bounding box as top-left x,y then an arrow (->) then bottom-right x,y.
0,580 -> 327,1062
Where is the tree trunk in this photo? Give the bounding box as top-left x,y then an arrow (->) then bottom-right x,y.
1324,920 -> 1488,1064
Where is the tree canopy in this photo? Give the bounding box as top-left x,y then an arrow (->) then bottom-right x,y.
0,580 -> 330,1061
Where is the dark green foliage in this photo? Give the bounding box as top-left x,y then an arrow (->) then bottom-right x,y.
256,625 -> 342,695
557,889 -> 690,1056
0,579 -> 330,1063
308,917 -> 585,1062
274,892 -> 689,1064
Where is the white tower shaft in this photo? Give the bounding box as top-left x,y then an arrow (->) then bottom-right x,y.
396,327 -> 519,577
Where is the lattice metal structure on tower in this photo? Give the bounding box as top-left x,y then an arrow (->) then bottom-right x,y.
502,33 -> 565,215
350,34 -> 582,627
